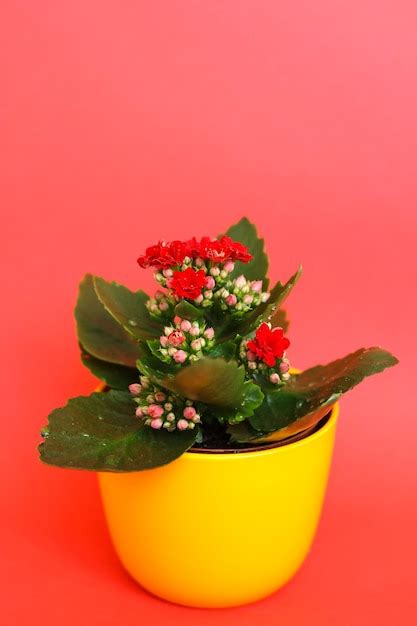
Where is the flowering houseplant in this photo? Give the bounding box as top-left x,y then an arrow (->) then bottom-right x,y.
39,217 -> 398,470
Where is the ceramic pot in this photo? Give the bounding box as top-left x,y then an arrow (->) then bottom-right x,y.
98,403 -> 338,608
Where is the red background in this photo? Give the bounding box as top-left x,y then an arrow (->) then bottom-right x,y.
1,2 -> 416,624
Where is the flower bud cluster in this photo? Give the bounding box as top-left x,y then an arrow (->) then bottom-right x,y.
158,316 -> 215,364
214,275 -> 270,316
152,258 -> 237,307
239,338 -> 291,385
129,376 -> 201,431
146,289 -> 177,319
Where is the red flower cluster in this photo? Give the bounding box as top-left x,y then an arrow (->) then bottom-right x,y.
169,268 -> 207,300
199,236 -> 252,263
247,323 -> 290,367
137,240 -> 188,269
137,236 -> 252,269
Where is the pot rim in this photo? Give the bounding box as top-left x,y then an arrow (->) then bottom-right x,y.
185,402 -> 339,460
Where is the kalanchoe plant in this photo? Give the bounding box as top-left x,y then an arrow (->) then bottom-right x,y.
39,218 -> 398,471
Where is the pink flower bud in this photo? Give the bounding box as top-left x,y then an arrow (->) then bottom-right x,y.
177,419 -> 189,431
223,261 -> 235,273
246,350 -> 257,362
235,275 -> 246,289
155,391 -> 166,402
205,276 -> 215,290
210,267 -> 220,277
243,294 -> 253,305
204,327 -> 214,340
183,406 -> 196,420
279,361 -> 290,373
150,418 -> 163,429
180,319 -> 192,332
147,404 -> 164,418
261,292 -> 270,303
174,350 -> 187,363
155,290 -> 164,301
251,280 -> 263,292
163,268 -> 173,278
191,339 -> 202,351
194,294 -> 204,304
160,335 -> 168,347
135,407 -> 144,417
129,383 -> 142,395
168,330 -> 186,346
226,294 -> 237,306
189,325 -> 200,336
192,414 -> 201,423
159,301 -> 169,311
173,315 -> 182,325
269,373 -> 280,384
195,257 -> 204,267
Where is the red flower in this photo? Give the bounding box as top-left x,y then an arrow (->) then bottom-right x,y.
184,237 -> 202,258
247,323 -> 290,367
199,236 -> 231,262
167,330 -> 186,346
198,235 -> 253,263
223,236 -> 253,263
138,235 -> 252,268
170,268 -> 207,300
137,240 -> 188,269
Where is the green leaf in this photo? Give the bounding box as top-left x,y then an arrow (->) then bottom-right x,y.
223,217 -> 269,287
235,266 -> 302,336
75,274 -> 141,367
39,390 -> 197,472
270,308 -> 290,332
249,347 -> 399,433
136,342 -> 177,382
227,420 -> 262,443
207,340 -> 237,360
93,276 -> 163,341
174,300 -> 205,320
161,357 -> 264,418
217,380 -> 265,424
80,345 -> 137,390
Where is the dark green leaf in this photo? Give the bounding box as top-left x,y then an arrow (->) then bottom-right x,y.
147,339 -> 172,363
216,380 -> 265,424
161,357 -> 264,417
223,217 -> 269,287
227,420 -> 262,443
249,347 -> 399,432
80,345 -> 137,390
93,276 -> 163,341
270,308 -> 290,332
39,390 -> 197,472
235,266 -> 302,336
75,274 -> 141,367
207,340 -> 237,360
136,342 -> 177,382
174,300 -> 205,320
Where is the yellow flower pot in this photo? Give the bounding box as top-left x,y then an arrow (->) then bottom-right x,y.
98,403 -> 338,608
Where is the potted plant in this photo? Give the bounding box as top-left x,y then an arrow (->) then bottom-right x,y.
39,217 -> 398,608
